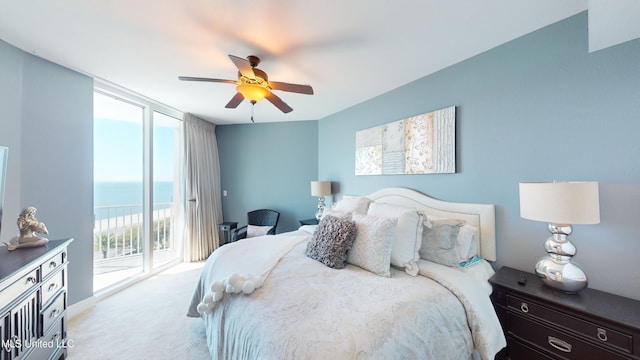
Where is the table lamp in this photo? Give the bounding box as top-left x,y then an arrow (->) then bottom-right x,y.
519,181 -> 600,293
311,181 -> 332,220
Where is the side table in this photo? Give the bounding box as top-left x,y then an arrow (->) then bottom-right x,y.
218,222 -> 237,245
299,218 -> 319,226
489,266 -> 640,360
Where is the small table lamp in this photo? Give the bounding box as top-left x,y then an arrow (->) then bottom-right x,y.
311,181 -> 332,221
519,181 -> 600,293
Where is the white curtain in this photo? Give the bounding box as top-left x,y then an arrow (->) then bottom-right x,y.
183,113 -> 223,261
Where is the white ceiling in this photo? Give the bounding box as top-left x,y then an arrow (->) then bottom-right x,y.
0,0 -> 586,124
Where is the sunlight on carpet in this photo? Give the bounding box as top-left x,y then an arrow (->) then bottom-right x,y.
67,262 -> 210,360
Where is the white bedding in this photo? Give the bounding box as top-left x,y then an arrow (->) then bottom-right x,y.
188,231 -> 505,360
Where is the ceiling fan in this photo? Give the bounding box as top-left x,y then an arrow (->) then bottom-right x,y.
179,54 -> 314,121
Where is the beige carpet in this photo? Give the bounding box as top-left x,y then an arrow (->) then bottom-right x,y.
67,262 -> 211,360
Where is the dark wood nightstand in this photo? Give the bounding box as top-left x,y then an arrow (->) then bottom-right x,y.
299,218 -> 319,226
489,267 -> 640,359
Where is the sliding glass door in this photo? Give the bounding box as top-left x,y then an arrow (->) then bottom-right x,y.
152,111 -> 183,268
93,88 -> 183,293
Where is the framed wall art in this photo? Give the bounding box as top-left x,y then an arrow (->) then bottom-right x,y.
355,106 -> 455,175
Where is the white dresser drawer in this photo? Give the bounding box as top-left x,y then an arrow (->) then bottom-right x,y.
0,267 -> 39,308
41,267 -> 65,307
41,251 -> 66,279
41,291 -> 66,335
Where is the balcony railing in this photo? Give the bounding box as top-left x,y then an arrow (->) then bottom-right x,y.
93,203 -> 176,263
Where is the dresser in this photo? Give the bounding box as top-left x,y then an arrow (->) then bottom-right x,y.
490,266 -> 640,360
0,238 -> 73,360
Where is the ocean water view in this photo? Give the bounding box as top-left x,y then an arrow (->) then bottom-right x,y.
94,181 -> 174,220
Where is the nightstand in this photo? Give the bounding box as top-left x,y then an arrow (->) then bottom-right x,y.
489,267 -> 640,359
218,222 -> 237,245
299,218 -> 319,226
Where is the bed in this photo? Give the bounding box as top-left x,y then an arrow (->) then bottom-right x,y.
188,187 -> 506,359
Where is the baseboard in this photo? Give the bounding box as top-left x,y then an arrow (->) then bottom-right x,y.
67,296 -> 97,319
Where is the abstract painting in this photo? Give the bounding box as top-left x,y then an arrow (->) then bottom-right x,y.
355,106 -> 455,175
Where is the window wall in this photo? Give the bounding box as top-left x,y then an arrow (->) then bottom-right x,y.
93,83 -> 183,294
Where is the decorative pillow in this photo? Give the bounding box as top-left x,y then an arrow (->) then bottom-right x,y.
320,208 -> 352,220
247,225 -> 273,238
419,218 -> 465,267
306,215 -> 357,269
333,196 -> 372,215
455,224 -> 478,261
347,213 -> 396,277
367,202 -> 424,276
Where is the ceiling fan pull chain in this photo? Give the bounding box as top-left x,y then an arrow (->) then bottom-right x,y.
251,102 -> 255,123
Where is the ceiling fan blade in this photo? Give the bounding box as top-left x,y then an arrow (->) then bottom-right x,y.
265,91 -> 293,113
178,76 -> 236,84
225,92 -> 245,109
269,81 -> 314,95
228,55 -> 255,79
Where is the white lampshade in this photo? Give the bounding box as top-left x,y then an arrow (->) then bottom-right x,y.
310,181 -> 331,197
519,182 -> 600,225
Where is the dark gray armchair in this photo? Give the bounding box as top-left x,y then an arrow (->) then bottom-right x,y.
231,209 -> 280,242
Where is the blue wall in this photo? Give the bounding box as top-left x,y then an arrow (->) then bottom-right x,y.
217,120 -> 319,234
319,13 -> 640,300
0,40 -> 94,305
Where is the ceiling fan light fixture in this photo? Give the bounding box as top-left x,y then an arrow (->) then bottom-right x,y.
236,83 -> 269,103
180,54 -> 313,114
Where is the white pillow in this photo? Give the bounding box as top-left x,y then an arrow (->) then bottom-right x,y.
455,224 -> 478,261
367,202 -> 424,276
320,208 -> 352,220
247,225 -> 273,238
347,213 -> 396,277
333,196 -> 372,215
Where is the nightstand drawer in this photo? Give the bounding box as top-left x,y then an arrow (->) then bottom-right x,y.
507,294 -> 633,354
507,336 -> 555,360
508,312 -> 627,360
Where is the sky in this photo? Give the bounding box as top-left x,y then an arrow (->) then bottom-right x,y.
94,92 -> 180,182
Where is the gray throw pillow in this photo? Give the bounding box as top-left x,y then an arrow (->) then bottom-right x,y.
419,219 -> 464,267
306,215 -> 357,269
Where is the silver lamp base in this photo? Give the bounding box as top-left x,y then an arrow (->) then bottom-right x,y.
315,196 -> 326,221
535,257 -> 588,293
534,223 -> 588,293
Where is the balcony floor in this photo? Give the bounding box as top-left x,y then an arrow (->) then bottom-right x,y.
94,249 -> 179,292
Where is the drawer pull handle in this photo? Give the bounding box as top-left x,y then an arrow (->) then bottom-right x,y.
597,328 -> 608,342
48,283 -> 58,292
50,308 -> 61,318
26,276 -> 37,284
49,261 -> 57,268
520,302 -> 529,313
548,336 -> 572,353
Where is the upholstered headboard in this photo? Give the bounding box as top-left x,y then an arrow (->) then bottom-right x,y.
364,187 -> 497,261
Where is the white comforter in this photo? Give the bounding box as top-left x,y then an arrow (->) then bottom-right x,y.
188,231 -> 505,360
